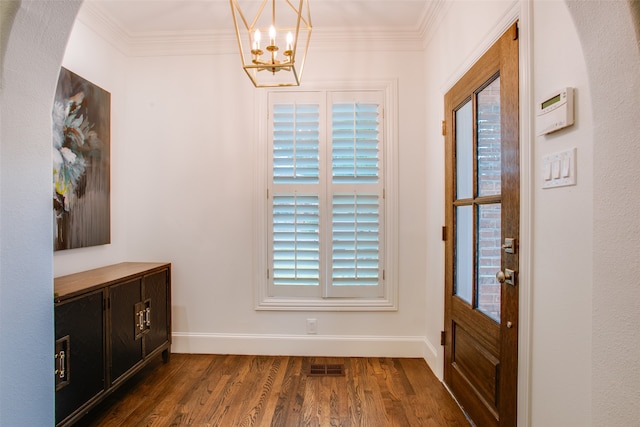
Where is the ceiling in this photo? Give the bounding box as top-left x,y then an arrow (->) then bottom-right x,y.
82,0 -> 437,36
77,0 -> 445,56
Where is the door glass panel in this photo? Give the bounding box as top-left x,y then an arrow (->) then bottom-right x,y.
455,205 -> 473,304
477,77 -> 501,197
477,203 -> 501,321
455,100 -> 473,200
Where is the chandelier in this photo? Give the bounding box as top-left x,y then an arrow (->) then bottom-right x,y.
230,0 -> 312,87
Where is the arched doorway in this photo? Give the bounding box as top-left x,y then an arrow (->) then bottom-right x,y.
0,1 -> 83,425
565,2 -> 640,425
1,1 -> 639,425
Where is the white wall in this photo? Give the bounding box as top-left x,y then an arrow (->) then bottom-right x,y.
54,19 -> 129,276
530,2 -> 593,425
567,2 -> 640,425
0,1 -> 82,425
57,22 -> 429,357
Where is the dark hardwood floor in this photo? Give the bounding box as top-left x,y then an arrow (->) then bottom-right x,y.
75,354 -> 470,426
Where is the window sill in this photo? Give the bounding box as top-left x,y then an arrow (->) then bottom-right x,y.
255,296 -> 398,312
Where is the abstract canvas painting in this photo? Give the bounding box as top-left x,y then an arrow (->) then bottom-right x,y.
53,68 -> 111,250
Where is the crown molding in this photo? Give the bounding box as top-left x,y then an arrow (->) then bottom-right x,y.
77,1 -> 444,57
76,1 -> 132,56
418,0 -> 451,48
310,28 -> 426,52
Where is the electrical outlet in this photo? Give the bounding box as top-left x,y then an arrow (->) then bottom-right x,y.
306,318 -> 317,334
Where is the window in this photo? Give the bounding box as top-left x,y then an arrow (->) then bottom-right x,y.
255,82 -> 397,310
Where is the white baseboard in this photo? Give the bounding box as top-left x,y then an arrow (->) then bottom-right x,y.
171,332 -> 429,358
422,337 -> 443,379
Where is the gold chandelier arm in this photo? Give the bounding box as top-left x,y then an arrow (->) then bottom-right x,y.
283,0 -> 312,28
230,0 -> 311,87
249,0 -> 269,32
230,0 -> 250,31
272,0 -> 276,27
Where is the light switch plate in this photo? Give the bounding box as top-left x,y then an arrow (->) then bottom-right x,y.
542,148 -> 576,189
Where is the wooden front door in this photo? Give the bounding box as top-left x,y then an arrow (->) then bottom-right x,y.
443,23 -> 519,427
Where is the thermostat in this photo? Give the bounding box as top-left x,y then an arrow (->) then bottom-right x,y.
536,87 -> 574,136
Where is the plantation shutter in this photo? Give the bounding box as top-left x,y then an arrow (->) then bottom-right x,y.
272,194 -> 320,286
331,193 -> 380,286
273,103 -> 320,184
331,102 -> 380,183
267,90 -> 385,300
327,95 -> 385,297
269,93 -> 324,297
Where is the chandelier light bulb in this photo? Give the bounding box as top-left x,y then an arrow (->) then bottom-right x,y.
230,0 -> 312,87
269,25 -> 276,46
253,29 -> 261,50
286,32 -> 293,51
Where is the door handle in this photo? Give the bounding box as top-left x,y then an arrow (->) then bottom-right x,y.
502,237 -> 517,254
496,268 -> 516,286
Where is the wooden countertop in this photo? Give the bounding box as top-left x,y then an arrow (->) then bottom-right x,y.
54,262 -> 171,302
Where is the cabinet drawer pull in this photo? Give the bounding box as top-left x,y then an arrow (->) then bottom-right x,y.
55,335 -> 70,390
58,350 -> 66,379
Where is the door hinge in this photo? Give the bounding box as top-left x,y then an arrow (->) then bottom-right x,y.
442,226 -> 447,241
514,22 -> 519,40
441,120 -> 446,136
267,269 -> 270,279
441,331 -> 446,346
267,188 -> 269,199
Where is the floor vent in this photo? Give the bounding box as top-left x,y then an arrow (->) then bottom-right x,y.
308,364 -> 345,377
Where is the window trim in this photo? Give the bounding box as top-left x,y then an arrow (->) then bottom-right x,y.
253,80 -> 399,311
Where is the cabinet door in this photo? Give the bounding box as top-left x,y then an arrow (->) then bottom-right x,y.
55,290 -> 104,425
109,278 -> 143,384
143,269 -> 170,356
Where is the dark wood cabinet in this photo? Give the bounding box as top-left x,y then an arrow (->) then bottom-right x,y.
109,277 -> 144,383
54,290 -> 105,425
54,262 -> 171,427
143,270 -> 171,358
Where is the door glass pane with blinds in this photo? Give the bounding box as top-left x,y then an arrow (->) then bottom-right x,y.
452,76 -> 502,322
455,100 -> 473,303
476,78 -> 501,321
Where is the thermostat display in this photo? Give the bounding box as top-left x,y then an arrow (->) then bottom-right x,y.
536,87 -> 574,136
541,94 -> 561,109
